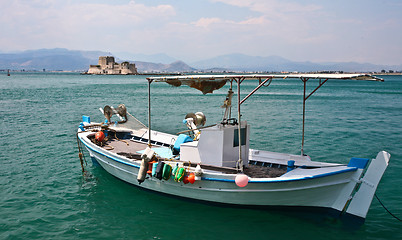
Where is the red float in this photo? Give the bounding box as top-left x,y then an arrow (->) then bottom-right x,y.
188,173 -> 195,184
183,175 -> 190,184
95,131 -> 105,142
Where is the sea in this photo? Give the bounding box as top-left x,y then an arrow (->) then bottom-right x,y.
0,72 -> 401,240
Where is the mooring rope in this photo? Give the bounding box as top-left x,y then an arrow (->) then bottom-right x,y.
76,133 -> 87,174
375,193 -> 402,222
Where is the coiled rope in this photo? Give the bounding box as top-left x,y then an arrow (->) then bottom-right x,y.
375,193 -> 402,222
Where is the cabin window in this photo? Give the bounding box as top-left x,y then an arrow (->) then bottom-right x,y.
233,128 -> 247,147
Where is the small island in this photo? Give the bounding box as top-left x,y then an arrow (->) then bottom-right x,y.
85,56 -> 138,75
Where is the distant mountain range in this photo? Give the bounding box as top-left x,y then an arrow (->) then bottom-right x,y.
115,52 -> 177,64
0,48 -> 400,73
0,48 -> 105,71
191,53 -> 402,72
0,48 -> 195,72
135,60 -> 196,73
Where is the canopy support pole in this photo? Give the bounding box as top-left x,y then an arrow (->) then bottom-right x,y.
301,77 -> 329,156
147,79 -> 153,147
235,77 -> 245,172
240,77 -> 272,105
229,80 -> 233,120
301,78 -> 307,156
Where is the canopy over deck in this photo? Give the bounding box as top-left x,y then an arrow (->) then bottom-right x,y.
147,73 -> 383,93
148,73 -> 383,82
146,73 -> 384,166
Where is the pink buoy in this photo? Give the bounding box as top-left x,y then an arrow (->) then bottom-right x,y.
235,174 -> 249,187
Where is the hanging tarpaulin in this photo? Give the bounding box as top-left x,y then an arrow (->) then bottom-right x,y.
166,79 -> 227,94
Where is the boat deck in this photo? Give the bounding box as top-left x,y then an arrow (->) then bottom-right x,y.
91,134 -> 287,178
244,165 -> 286,178
104,138 -> 146,160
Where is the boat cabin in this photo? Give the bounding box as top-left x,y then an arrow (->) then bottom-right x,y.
180,121 -> 249,168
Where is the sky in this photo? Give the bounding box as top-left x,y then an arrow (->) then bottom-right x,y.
1,0 -> 402,65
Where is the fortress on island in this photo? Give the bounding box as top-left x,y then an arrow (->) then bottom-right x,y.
86,56 -> 138,75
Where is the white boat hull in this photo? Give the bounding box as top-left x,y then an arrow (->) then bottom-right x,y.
78,132 -> 389,220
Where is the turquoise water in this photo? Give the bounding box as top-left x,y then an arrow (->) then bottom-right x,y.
1,72 -> 401,239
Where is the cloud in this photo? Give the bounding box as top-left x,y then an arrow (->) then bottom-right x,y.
192,18 -> 223,28
211,0 -> 322,14
188,0 -> 325,37
238,16 -> 269,25
184,0 -> 328,49
0,0 -> 401,65
0,0 -> 175,50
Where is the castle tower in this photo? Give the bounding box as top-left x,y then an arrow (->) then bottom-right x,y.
87,56 -> 137,75
98,56 -> 115,68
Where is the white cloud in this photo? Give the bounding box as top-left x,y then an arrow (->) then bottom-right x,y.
238,16 -> 269,25
192,18 -> 223,28
211,0 -> 322,14
0,0 -> 175,50
182,0 -> 328,53
188,0 -> 325,39
0,0 -> 401,65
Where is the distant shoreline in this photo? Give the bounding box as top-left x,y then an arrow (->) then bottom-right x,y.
372,73 -> 402,75
81,72 -> 182,76
2,69 -> 402,76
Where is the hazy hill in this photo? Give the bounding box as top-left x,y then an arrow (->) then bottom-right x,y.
134,60 -> 195,73
191,53 -> 293,71
191,53 -> 402,72
116,52 -> 177,64
0,48 -> 194,72
1,48 -> 400,72
0,48 -> 107,71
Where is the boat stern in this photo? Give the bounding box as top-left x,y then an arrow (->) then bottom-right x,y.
344,151 -> 390,219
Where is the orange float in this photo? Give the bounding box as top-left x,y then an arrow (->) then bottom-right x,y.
95,131 -> 105,142
188,173 -> 195,184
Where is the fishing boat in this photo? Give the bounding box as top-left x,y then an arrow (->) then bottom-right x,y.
77,73 -> 389,221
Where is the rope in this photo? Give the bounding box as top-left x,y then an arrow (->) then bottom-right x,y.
187,161 -> 191,172
104,145 -> 114,150
262,78 -> 273,87
193,132 -> 201,141
114,131 -> 129,145
76,133 -> 87,174
375,194 -> 402,222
